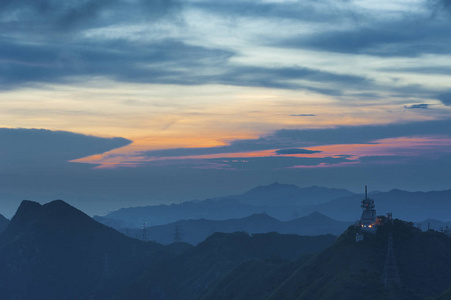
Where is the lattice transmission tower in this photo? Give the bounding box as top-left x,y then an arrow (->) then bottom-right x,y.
141,222 -> 148,241
382,233 -> 401,289
174,225 -> 182,243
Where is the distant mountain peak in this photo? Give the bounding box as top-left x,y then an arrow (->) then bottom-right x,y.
306,211 -> 327,218
16,199 -> 41,212
243,213 -> 279,221
10,200 -> 43,225
239,183 -> 354,207
302,211 -> 334,221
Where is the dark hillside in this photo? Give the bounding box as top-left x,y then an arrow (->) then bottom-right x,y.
118,232 -> 336,300
0,214 -> 9,233
270,220 -> 451,299
0,200 -> 173,300
200,220 -> 451,300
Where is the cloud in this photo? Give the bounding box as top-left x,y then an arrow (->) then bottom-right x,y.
203,156 -> 352,171
205,65 -> 372,96
0,128 -> 131,169
0,36 -> 375,96
274,118 -> 451,146
404,104 -> 429,109
194,0 -> 357,24
1,0 -> 445,100
283,21 -> 451,57
275,148 -> 321,155
0,38 -> 233,89
118,118 -> 451,162
437,91 -> 451,106
0,0 -> 180,34
430,0 -> 451,14
290,114 -> 316,117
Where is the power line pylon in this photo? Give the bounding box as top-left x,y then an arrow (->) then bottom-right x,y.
141,222 -> 148,241
383,233 -> 401,290
174,225 -> 182,243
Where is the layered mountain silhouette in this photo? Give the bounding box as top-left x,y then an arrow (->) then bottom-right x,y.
0,199 -> 335,299
0,200 -> 179,299
99,184 -> 451,229
117,212 -> 352,245
215,182 -> 354,206
99,183 -> 355,227
2,198 -> 451,299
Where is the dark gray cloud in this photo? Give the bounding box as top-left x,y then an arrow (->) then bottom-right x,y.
195,0 -> 451,59
0,128 -> 131,169
430,0 -> 451,13
290,114 -> 316,117
404,104 -> 429,109
0,0 -> 180,34
192,66 -> 372,97
378,66 -> 451,75
275,148 -> 321,155
0,38 -> 233,89
1,0 -> 446,99
192,0 -> 357,23
282,21 -> 451,57
274,118 -> 451,145
0,36 -> 374,95
437,91 -> 451,106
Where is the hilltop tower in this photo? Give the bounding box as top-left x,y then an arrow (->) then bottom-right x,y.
360,185 -> 376,230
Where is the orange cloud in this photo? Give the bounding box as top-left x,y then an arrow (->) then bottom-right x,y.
72,135 -> 451,169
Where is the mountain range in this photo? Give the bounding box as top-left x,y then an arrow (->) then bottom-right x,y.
98,183 -> 451,228
2,199 -> 451,299
213,182 -> 354,206
100,183 -> 356,227
113,212 -> 352,245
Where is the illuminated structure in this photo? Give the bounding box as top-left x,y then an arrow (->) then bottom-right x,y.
360,185 -> 377,232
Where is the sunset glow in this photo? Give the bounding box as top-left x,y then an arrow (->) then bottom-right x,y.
1,0 -> 451,215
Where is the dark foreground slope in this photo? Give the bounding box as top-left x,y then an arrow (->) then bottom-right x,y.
0,200 -> 177,300
118,232 -> 336,300
201,220 -> 451,300
0,214 -> 9,233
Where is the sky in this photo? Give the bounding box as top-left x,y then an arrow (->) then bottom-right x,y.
1,0 -> 451,217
